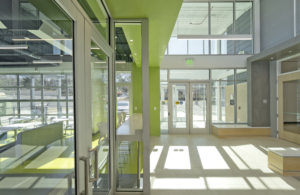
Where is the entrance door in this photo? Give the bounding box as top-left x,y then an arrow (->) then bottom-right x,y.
169,82 -> 210,134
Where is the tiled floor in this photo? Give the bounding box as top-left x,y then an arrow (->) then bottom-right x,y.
150,135 -> 300,195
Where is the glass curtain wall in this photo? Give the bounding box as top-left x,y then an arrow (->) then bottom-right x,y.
115,22 -> 143,191
90,41 -> 110,193
166,1 -> 253,55
0,0 -> 75,194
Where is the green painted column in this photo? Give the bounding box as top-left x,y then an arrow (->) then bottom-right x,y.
149,67 -> 160,136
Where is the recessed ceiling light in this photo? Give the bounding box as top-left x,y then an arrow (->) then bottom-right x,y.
289,51 -> 293,53
135,53 -> 137,55
130,40 -> 133,42
271,58 -> 273,60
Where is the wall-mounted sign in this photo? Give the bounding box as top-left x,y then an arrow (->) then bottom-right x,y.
186,58 -> 194,66
230,100 -> 234,105
175,101 -> 180,105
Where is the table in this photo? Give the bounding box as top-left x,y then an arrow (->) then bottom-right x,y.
0,126 -> 19,139
52,118 -> 70,135
116,113 -> 142,188
7,122 -> 41,130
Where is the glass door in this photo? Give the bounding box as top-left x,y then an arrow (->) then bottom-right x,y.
189,83 -> 210,134
169,83 -> 189,134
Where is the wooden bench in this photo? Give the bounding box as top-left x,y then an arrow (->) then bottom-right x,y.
268,148 -> 300,176
212,124 -> 271,139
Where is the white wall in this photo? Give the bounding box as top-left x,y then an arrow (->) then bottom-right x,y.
161,55 -> 250,69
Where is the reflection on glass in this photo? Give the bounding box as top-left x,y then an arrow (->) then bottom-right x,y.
172,84 -> 187,128
160,82 -> 168,134
211,2 -> 234,35
0,0 -> 75,194
235,2 -> 252,35
77,0 -> 109,42
192,84 -> 207,128
115,22 -> 143,191
90,41 -> 110,192
283,80 -> 300,135
212,81 -> 234,123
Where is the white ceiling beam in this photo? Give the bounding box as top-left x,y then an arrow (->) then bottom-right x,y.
177,34 -> 252,40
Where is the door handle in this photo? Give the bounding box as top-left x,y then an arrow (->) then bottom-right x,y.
80,157 -> 89,195
89,146 -> 99,182
79,146 -> 99,195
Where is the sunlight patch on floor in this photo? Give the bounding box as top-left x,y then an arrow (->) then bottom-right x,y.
197,146 -> 229,169
164,146 -> 191,169
150,146 -> 163,173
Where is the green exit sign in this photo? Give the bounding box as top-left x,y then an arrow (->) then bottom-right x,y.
186,59 -> 194,66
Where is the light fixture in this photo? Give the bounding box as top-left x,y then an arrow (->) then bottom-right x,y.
12,38 -> 72,41
0,62 -> 29,65
177,34 -> 252,40
93,61 -> 106,64
271,58 -> 273,60
0,45 -> 28,49
289,51 -> 293,53
116,61 -> 126,64
32,60 -> 63,64
130,40 -> 133,42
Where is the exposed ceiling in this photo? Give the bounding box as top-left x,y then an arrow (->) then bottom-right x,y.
105,0 -> 183,67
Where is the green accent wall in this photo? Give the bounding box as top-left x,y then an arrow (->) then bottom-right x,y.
150,67 -> 160,136
132,63 -> 142,113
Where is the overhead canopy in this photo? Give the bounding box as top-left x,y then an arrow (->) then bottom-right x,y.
106,0 -> 183,67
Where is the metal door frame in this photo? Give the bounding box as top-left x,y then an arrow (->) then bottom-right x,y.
168,80 -> 211,134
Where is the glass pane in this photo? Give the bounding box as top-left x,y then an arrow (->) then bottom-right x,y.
237,80 -> 247,123
177,3 -> 209,35
0,88 -> 17,100
211,3 -> 234,35
19,75 -> 41,87
189,40 -> 204,55
221,40 -> 234,54
212,81 -> 235,123
20,88 -> 42,99
172,84 -> 187,128
168,37 -> 187,55
170,70 -> 209,80
211,40 -> 221,55
211,69 -> 234,80
236,69 -> 247,80
0,75 -> 17,87
0,102 -> 18,116
192,84 -> 207,128
44,87 -> 67,99
160,70 -> 168,81
236,40 -> 253,54
160,82 -> 168,134
235,2 -> 253,34
91,41 -> 110,192
283,80 -> 300,134
115,22 -> 143,191
77,0 -> 109,42
0,0 -> 75,193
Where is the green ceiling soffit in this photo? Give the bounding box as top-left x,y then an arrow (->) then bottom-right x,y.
116,23 -> 142,67
106,0 -> 183,67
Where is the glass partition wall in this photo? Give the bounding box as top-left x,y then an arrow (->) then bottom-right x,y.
115,22 -> 143,191
0,0 -> 76,194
